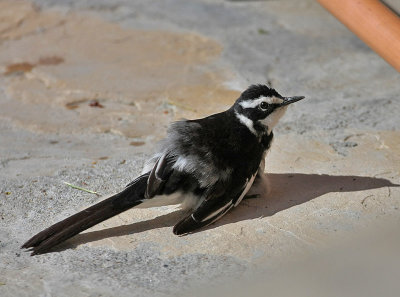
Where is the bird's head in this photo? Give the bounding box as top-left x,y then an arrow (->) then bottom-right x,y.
233,84 -> 305,135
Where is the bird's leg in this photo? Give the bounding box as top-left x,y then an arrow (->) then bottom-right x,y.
243,173 -> 264,200
243,193 -> 260,200
244,158 -> 270,200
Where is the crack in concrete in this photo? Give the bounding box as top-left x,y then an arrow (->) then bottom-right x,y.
265,221 -> 312,246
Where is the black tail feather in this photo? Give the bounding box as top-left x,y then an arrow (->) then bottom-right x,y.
22,173 -> 149,255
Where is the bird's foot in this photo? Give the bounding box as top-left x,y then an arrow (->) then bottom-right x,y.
243,194 -> 260,200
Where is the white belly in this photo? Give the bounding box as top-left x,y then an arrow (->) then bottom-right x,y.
137,191 -> 202,210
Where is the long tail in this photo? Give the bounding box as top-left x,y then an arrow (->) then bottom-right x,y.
21,173 -> 149,255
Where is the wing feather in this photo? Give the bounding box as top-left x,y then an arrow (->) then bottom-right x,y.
173,173 -> 256,235
145,154 -> 175,198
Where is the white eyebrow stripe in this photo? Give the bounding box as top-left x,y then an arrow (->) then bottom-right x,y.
266,96 -> 284,104
239,97 -> 265,108
239,96 -> 283,108
235,112 -> 257,135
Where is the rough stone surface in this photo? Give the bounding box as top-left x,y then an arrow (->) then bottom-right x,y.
0,0 -> 399,296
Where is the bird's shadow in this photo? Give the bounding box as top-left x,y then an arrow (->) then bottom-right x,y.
60,173 -> 398,251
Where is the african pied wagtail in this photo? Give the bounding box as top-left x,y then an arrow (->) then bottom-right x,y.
22,84 -> 305,255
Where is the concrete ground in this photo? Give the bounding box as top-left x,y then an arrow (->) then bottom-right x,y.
0,0 -> 399,296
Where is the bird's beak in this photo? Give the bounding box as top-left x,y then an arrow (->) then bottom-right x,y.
280,96 -> 305,106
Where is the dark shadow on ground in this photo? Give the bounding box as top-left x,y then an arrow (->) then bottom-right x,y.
58,173 -> 398,251
209,173 -> 398,230
62,208 -> 187,250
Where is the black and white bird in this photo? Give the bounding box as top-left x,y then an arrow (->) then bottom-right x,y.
22,84 -> 305,255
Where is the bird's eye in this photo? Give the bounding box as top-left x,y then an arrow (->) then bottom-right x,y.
260,102 -> 269,110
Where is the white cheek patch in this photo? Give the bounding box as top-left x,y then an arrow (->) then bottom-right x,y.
259,106 -> 288,133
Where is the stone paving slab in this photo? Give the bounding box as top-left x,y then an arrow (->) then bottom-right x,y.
0,0 -> 399,296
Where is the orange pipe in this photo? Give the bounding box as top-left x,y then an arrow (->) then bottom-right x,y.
317,0 -> 400,72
